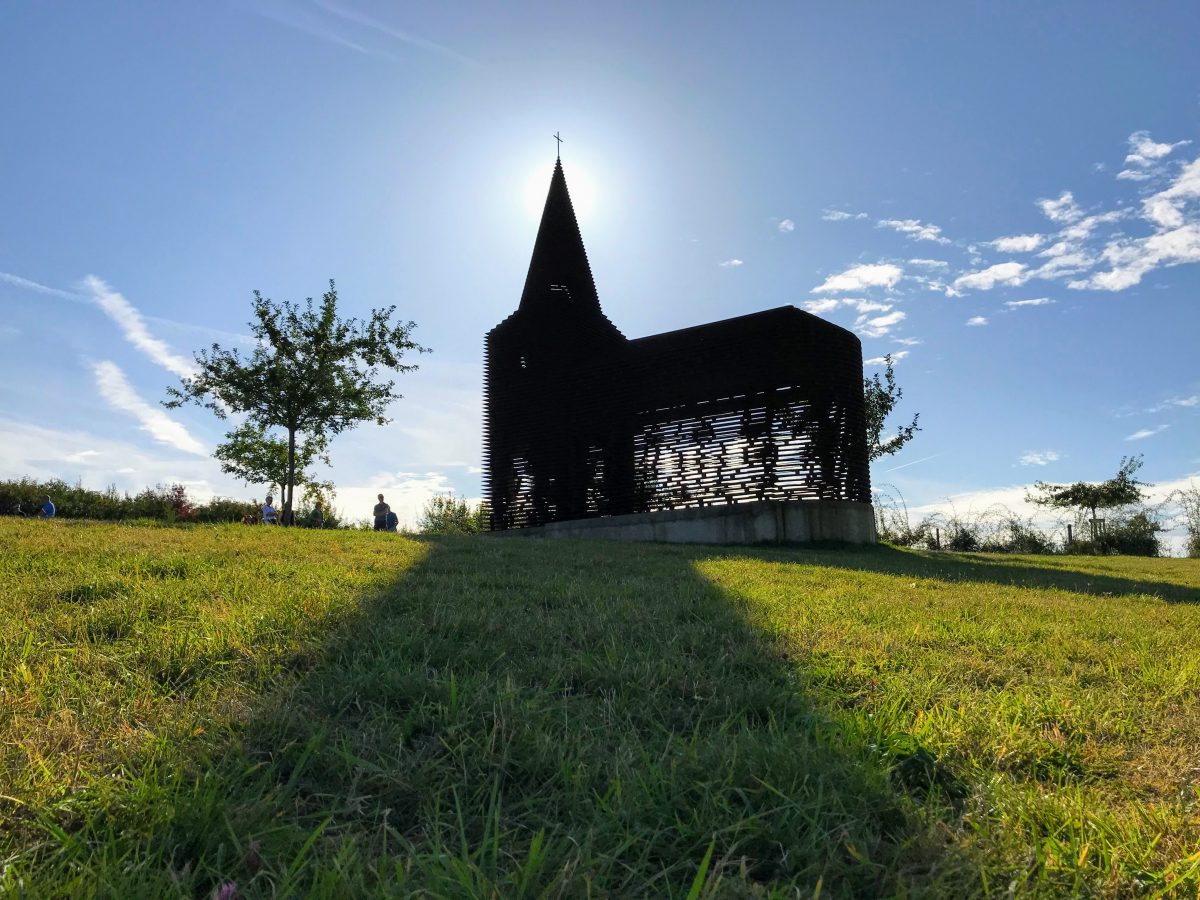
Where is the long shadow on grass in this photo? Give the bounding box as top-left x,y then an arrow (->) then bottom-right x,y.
763,542 -> 1200,604
66,535 -> 983,898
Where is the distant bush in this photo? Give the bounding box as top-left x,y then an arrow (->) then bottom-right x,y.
874,483 -> 1173,557
418,494 -> 488,535
874,486 -> 1063,554
0,477 -> 253,524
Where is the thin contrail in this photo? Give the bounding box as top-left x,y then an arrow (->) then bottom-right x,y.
880,451 -> 944,474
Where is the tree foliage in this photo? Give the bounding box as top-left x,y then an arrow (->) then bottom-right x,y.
213,422 -> 331,498
165,281 -> 427,522
1028,455 -> 1148,523
863,355 -> 920,461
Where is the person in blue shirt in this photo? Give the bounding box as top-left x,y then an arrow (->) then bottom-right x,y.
38,495 -> 55,518
261,495 -> 278,525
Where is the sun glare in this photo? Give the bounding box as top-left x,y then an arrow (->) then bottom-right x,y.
523,161 -> 596,222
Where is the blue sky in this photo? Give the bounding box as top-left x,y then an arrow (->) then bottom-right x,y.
2,1 -> 1198,535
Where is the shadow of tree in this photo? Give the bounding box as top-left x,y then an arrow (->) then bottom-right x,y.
50,535 -> 985,898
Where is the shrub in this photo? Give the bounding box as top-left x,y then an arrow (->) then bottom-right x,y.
418,495 -> 488,535
194,497 -> 257,524
1065,508 -> 1166,557
1178,484 -> 1200,559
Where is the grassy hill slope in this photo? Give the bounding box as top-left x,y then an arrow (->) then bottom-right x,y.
2,520 -> 1198,897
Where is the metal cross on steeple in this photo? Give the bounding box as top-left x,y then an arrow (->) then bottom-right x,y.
554,131 -> 563,159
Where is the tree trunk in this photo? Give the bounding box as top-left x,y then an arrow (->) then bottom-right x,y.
285,427 -> 297,526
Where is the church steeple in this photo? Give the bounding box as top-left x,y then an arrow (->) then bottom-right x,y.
518,158 -> 600,312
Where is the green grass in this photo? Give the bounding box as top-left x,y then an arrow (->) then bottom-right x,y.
2,520 -> 1199,898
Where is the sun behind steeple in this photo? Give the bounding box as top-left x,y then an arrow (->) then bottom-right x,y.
518,159 -> 600,313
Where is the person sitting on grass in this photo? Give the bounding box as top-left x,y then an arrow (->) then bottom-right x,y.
38,495 -> 55,518
373,494 -> 390,532
261,495 -> 278,525
385,509 -> 399,532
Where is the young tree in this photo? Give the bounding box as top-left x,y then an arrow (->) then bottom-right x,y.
1028,455 -> 1148,539
166,281 -> 427,524
863,354 -> 920,461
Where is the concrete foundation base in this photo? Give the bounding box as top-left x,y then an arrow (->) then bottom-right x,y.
490,500 -> 877,545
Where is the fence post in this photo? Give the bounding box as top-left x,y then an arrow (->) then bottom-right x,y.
1066,523 -> 1073,545
935,527 -> 941,550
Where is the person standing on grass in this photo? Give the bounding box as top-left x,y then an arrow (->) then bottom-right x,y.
307,500 -> 325,529
261,495 -> 278,525
38,495 -> 55,518
373,494 -> 391,531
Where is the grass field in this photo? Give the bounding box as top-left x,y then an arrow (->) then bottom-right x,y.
2,520 -> 1199,898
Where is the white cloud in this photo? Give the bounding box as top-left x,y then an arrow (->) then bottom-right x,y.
1005,297 -> 1055,308
990,234 -> 1043,253
1125,424 -> 1169,441
1148,394 -> 1200,413
718,258 -> 744,268
1022,209 -> 1126,283
822,209 -> 868,221
778,218 -> 795,233
1070,222 -> 1200,291
80,276 -> 196,380
802,298 -> 892,315
1032,244 -> 1095,279
1058,208 -> 1126,243
801,299 -> 840,314
849,299 -> 892,313
864,350 -> 909,365
892,337 -> 922,346
1037,191 -> 1083,224
854,310 -> 906,338
909,274 -> 961,297
965,316 -> 988,326
1143,196 -> 1184,229
813,263 -> 903,293
1123,130 -> 1189,168
908,258 -> 949,268
1019,450 -> 1061,466
877,218 -> 950,244
1142,156 -> 1200,228
1116,169 -> 1152,182
92,360 -> 207,455
953,261 -> 1029,291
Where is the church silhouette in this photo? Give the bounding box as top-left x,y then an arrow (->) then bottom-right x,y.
484,157 -> 871,531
